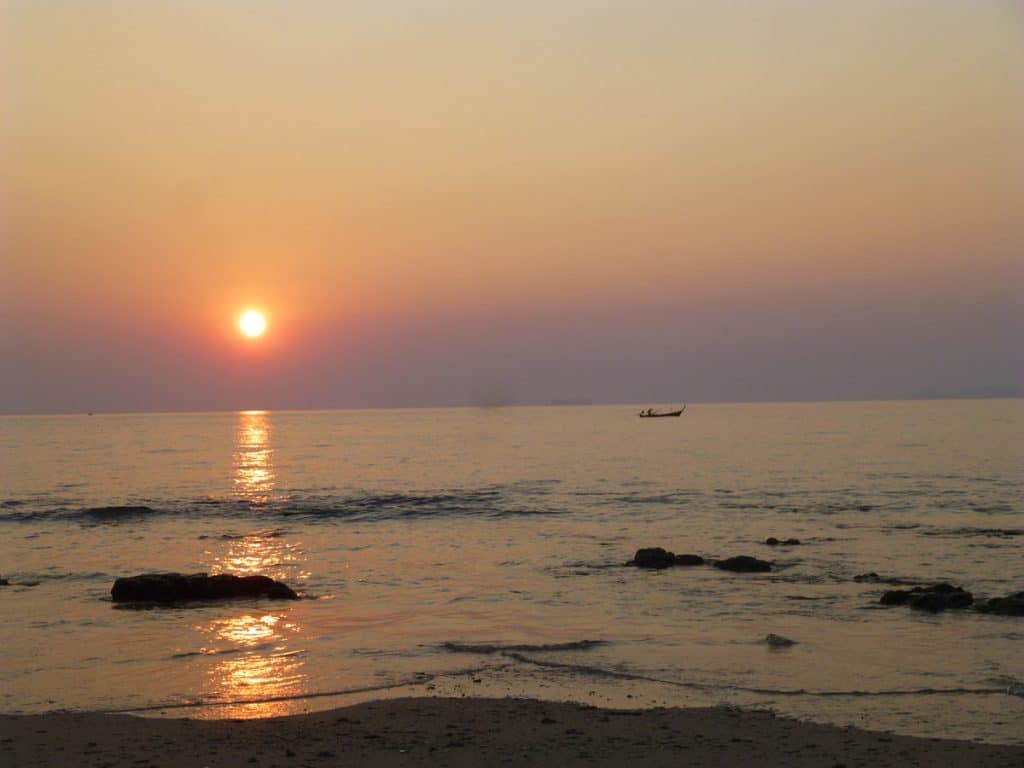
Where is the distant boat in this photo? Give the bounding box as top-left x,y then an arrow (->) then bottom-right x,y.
638,405 -> 685,418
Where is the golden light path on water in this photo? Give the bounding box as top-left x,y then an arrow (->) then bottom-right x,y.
233,410 -> 275,503
198,411 -> 311,718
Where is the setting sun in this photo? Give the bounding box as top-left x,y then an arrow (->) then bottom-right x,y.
239,310 -> 267,338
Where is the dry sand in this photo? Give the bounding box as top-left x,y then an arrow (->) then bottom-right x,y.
1,697 -> 1021,768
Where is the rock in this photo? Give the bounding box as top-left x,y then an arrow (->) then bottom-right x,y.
111,572 -> 299,603
880,589 -> 913,605
629,547 -> 677,569
674,554 -> 704,566
909,588 -> 973,613
976,592 -> 1024,616
630,547 -> 674,569
879,583 -> 973,612
0,577 -> 8,586
765,537 -> 801,546
627,548 -> 705,568
764,633 -> 796,647
714,556 -> 772,573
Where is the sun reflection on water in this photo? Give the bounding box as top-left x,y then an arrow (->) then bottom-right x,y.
233,410 -> 275,504
195,411 -> 311,718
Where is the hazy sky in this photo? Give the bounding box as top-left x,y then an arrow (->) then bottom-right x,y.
2,0 -> 1022,413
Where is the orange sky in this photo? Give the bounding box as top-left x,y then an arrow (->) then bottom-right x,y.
2,1 -> 1022,412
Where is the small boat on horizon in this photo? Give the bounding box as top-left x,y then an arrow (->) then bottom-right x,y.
638,405 -> 685,418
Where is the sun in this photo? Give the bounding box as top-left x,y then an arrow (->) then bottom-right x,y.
238,310 -> 267,338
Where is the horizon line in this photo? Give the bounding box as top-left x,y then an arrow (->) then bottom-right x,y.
1,393 -> 1021,418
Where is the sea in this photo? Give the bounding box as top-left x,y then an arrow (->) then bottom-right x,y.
1,401 -> 1021,743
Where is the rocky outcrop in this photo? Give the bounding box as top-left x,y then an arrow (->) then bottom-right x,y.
765,537 -> 800,546
628,547 -> 676,569
714,556 -> 772,573
627,548 -> 704,569
880,583 -> 973,612
111,572 -> 299,604
976,592 -> 1024,616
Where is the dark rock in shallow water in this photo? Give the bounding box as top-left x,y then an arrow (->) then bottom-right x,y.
976,592 -> 1024,616
0,576 -> 8,586
714,556 -> 772,573
629,548 -> 677,569
111,573 -> 299,603
880,589 -> 912,606
628,548 -> 705,568
880,583 -> 973,612
909,588 -> 973,613
674,554 -> 704,566
765,537 -> 800,546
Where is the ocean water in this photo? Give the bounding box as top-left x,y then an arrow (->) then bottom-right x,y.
1,401 -> 1021,742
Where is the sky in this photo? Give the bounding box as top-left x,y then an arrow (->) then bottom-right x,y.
2,0 -> 1022,413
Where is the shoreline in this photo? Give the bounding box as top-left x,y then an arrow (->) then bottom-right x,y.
2,697 -> 1021,767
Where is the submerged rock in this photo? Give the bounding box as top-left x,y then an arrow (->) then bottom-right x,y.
111,572 -> 299,604
854,572 -> 881,583
854,572 -> 918,586
0,576 -> 8,586
765,537 -> 801,546
976,592 -> 1024,616
714,556 -> 772,573
880,583 -> 973,612
764,633 -> 796,648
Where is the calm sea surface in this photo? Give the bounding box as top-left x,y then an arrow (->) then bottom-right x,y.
1,401 -> 1021,742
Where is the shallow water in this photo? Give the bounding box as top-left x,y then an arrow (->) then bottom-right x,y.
1,401 -> 1021,742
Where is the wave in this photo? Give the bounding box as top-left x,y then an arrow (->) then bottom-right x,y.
0,486 -> 564,525
3,481 -> 1016,527
441,640 -> 608,654
502,652 -> 1015,699
921,527 -> 1022,539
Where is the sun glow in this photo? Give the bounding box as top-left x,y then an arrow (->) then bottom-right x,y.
239,310 -> 267,338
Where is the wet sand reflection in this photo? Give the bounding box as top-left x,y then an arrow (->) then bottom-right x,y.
197,611 -> 307,718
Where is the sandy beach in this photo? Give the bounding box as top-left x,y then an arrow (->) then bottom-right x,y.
2,697 -> 1021,768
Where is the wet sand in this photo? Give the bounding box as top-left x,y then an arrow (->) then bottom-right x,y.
1,697 -> 1021,767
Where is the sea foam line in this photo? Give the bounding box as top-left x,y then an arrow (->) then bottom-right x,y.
499,651 -> 1013,699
